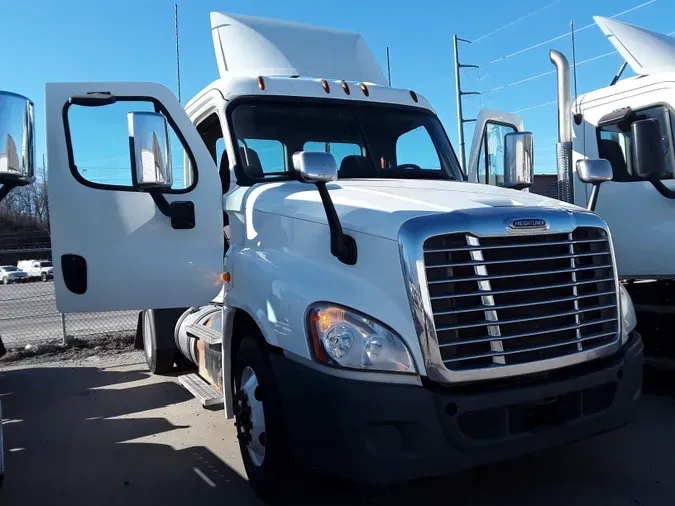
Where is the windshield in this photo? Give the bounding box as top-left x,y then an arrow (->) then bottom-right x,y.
1,266 -> 19,272
229,100 -> 463,181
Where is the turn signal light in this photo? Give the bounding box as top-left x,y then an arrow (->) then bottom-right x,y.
220,272 -> 231,283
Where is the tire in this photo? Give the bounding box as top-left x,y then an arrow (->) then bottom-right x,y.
142,309 -> 176,374
234,337 -> 300,503
2,277 -> 8,285
41,272 -> 47,282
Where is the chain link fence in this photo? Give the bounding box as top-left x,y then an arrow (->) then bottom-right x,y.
0,230 -> 138,349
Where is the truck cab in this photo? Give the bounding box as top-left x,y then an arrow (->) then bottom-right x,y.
4,12 -> 643,501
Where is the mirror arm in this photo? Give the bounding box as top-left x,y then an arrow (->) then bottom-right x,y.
148,190 -> 195,230
587,183 -> 600,211
651,180 -> 675,200
315,182 -> 357,265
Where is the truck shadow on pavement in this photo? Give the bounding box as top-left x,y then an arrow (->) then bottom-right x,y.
0,362 -> 673,506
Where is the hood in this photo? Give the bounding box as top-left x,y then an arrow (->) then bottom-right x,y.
248,179 -> 579,240
594,16 -> 675,75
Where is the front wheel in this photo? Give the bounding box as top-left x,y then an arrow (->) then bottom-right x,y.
2,277 -> 8,285
41,272 -> 48,282
234,337 -> 299,503
142,310 -> 175,374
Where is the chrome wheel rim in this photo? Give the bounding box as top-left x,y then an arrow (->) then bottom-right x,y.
240,366 -> 266,466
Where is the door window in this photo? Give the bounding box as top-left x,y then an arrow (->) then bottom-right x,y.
477,122 -> 517,186
66,100 -> 194,191
596,105 -> 675,182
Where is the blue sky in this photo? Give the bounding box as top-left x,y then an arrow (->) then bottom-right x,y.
1,0 -> 672,178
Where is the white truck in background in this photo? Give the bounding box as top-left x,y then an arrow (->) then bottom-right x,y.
0,90 -> 34,490
17,260 -> 53,282
0,12 -> 649,502
467,16 -> 675,363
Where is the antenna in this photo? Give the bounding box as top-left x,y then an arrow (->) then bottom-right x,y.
386,47 -> 392,86
174,4 -> 182,103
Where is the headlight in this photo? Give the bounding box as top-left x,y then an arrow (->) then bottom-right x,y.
307,304 -> 416,374
619,284 -> 637,345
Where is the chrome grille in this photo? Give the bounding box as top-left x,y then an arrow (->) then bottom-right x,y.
423,227 -> 619,372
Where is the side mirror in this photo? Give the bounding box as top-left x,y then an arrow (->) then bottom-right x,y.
503,132 -> 534,190
576,158 -> 613,211
292,151 -> 356,265
576,159 -> 613,184
127,111 -> 172,189
292,151 -> 338,183
631,118 -> 668,180
0,91 -> 35,190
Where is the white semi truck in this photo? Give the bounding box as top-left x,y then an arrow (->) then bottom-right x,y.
466,16 -> 675,361
0,91 -> 35,489
0,12 -> 649,501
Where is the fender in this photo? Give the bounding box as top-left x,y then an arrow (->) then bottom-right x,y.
224,212 -> 424,372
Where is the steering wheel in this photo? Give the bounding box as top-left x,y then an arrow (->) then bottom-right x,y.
396,163 -> 423,172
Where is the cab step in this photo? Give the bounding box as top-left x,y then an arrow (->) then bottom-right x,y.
178,373 -> 224,408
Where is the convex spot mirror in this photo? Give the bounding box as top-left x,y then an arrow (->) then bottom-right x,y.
0,91 -> 35,186
127,111 -> 173,189
630,118 -> 670,181
503,131 -> 534,190
576,159 -> 613,184
292,151 -> 338,183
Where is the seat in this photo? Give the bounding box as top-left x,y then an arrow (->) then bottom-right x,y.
599,139 -> 629,180
339,155 -> 377,179
239,147 -> 264,178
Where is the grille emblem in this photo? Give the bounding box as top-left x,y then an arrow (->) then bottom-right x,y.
508,218 -> 548,231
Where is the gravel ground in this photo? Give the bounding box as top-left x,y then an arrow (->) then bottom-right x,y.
1,347 -> 675,505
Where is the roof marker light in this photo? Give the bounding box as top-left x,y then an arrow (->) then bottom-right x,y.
341,81 -> 350,95
321,79 -> 330,93
360,83 -> 369,97
257,76 -> 265,90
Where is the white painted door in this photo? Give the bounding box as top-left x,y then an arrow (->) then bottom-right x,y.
46,82 -> 224,312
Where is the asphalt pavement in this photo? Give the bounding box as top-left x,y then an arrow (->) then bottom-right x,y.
1,351 -> 674,506
0,281 -> 136,347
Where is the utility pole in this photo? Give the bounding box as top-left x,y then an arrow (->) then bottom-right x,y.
453,35 -> 480,172
174,4 -> 182,103
386,47 -> 392,86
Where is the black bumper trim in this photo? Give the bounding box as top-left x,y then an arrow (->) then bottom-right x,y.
271,333 -> 643,484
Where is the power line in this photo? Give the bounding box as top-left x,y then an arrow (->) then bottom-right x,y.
482,0 -> 658,67
472,0 -> 562,43
474,27 -> 675,98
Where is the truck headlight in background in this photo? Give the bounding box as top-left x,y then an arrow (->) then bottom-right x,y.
307,304 -> 416,374
619,284 -> 637,345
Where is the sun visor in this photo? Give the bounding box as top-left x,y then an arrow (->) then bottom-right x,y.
595,16 -> 675,75
210,12 -> 387,85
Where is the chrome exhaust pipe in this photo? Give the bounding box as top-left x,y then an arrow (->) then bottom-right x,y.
550,49 -> 573,203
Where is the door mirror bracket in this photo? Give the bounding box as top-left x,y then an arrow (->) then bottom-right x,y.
293,151 -> 357,265
128,111 -> 195,228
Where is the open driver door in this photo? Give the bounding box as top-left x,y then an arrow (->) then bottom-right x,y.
46,83 -> 224,312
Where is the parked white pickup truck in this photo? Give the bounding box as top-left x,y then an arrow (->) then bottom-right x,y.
17,260 -> 53,282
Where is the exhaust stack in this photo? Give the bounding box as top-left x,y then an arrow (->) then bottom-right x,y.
550,50 -> 573,203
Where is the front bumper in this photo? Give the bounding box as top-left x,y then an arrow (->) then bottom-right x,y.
272,332 -> 643,484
